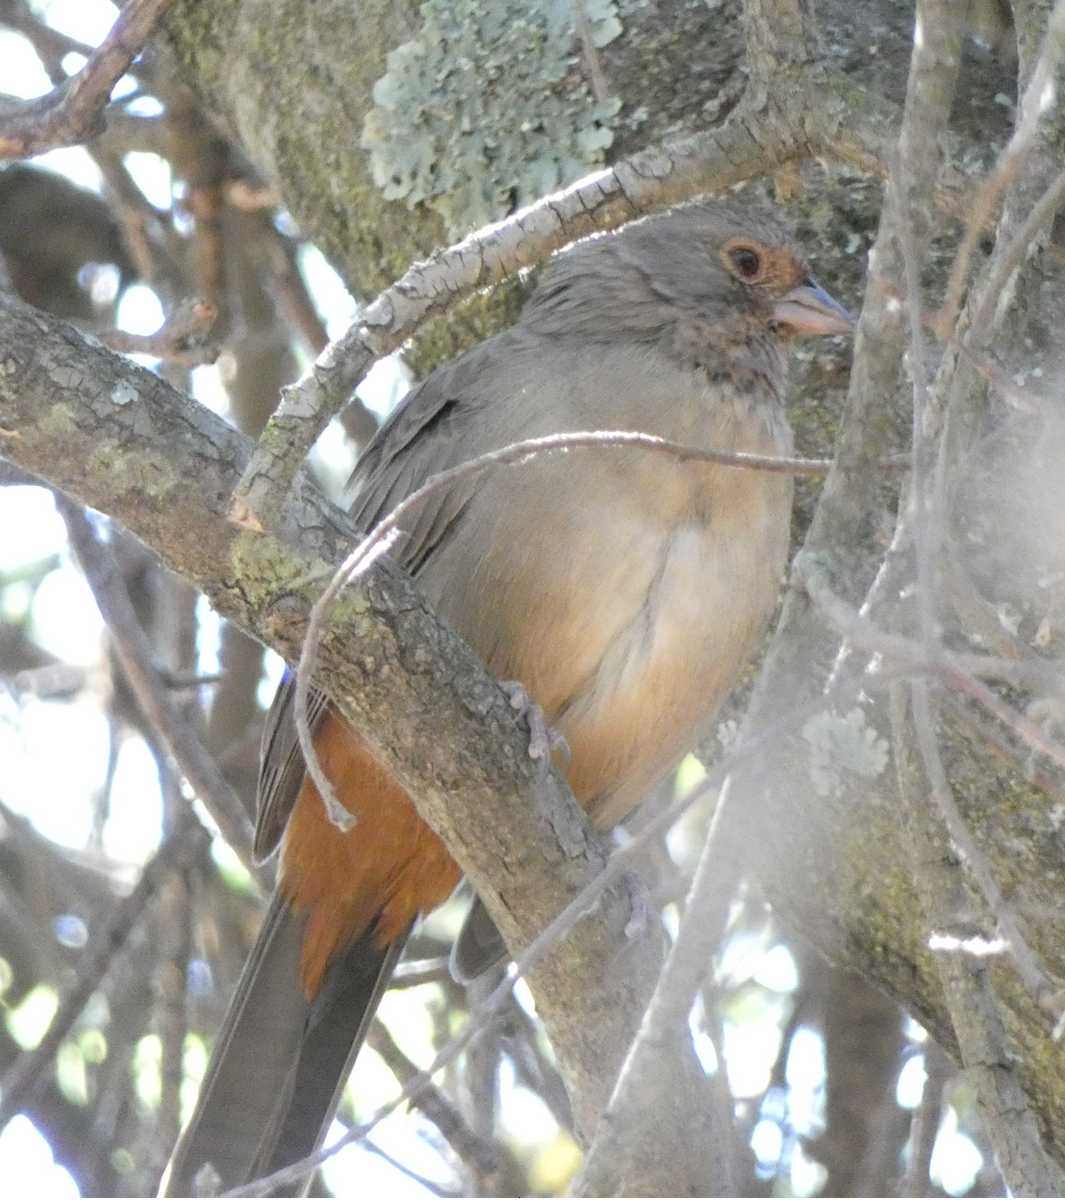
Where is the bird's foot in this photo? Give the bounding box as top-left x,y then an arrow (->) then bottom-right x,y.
500,681 -> 571,772
623,870 -> 654,940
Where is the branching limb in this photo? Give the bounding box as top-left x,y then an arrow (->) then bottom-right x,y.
0,0 -> 179,159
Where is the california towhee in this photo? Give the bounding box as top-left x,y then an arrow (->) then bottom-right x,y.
163,199 -> 852,1195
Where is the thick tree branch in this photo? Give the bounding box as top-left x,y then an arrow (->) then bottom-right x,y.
0,292 -> 660,1140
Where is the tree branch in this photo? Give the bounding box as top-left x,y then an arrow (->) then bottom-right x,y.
54,493 -> 264,884
0,291 -> 660,1141
0,813 -> 208,1130
0,0 -> 179,159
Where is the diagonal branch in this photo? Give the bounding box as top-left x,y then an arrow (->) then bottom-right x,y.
0,812 -> 209,1131
228,110 -> 804,531
0,290 -> 660,1142
0,0 -> 180,159
54,493 -> 264,884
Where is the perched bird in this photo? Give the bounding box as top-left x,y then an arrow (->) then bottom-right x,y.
162,199 -> 852,1196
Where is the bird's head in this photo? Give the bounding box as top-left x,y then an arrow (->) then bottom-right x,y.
522,198 -> 853,393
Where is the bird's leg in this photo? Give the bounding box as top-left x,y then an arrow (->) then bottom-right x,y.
609,827 -> 656,938
623,872 -> 655,939
500,680 -> 571,772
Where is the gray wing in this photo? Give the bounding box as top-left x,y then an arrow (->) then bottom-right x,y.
254,674 -> 331,862
343,334 -> 516,576
254,327 -> 525,860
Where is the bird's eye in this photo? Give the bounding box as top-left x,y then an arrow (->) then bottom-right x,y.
725,243 -> 764,280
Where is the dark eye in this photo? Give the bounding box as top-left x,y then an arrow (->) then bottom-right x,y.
727,245 -> 763,280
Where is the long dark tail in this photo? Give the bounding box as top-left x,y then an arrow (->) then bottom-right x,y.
161,893 -> 406,1196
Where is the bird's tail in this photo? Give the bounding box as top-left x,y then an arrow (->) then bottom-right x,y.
160,892 -> 406,1197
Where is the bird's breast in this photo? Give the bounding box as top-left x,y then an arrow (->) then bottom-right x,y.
419,367 -> 794,829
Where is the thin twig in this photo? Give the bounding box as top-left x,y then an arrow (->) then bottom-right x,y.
389,955 -> 453,987
158,670 -> 227,689
0,0 -> 92,83
889,152 -> 938,644
293,430 -> 837,832
0,816 -> 208,1129
366,1021 -> 504,1180
966,163 -> 1065,345
152,774 -> 194,1184
899,1042 -> 952,1196
571,0 -> 614,104
576,774 -> 744,1193
935,0 -> 1065,335
0,0 -> 180,159
939,690 -> 1065,816
798,551 -> 1065,776
887,0 -> 965,668
101,298 -> 220,366
55,496 -> 263,882
875,278 -> 1042,411
360,1138 -> 455,1197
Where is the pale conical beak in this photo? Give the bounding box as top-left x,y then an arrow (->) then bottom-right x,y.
772,280 -> 855,337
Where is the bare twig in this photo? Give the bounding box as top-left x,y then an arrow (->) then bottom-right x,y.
936,0 -> 1065,336
966,163 -> 1065,345
874,278 -> 1042,411
55,496 -> 263,882
152,776 -> 194,1184
0,815 -> 209,1130
0,0 -> 91,82
939,691 -> 1065,816
158,669 -> 227,689
0,0 -> 180,159
91,145 -> 188,307
938,662 -> 1065,782
576,776 -> 743,1194
101,298 -> 220,366
366,1021 -> 504,1180
571,0 -> 614,104
886,0 -> 965,654
889,152 -> 940,644
389,955 -> 453,987
899,1042 -> 952,1196
798,551 -> 1065,775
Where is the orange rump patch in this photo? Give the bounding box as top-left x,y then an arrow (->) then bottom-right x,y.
277,713 -> 461,998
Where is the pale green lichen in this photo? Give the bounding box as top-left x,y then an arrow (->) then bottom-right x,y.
39,402 -> 79,441
229,533 -> 373,637
803,707 -> 890,798
362,0 -> 623,237
88,442 -> 179,500
229,532 -> 320,609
